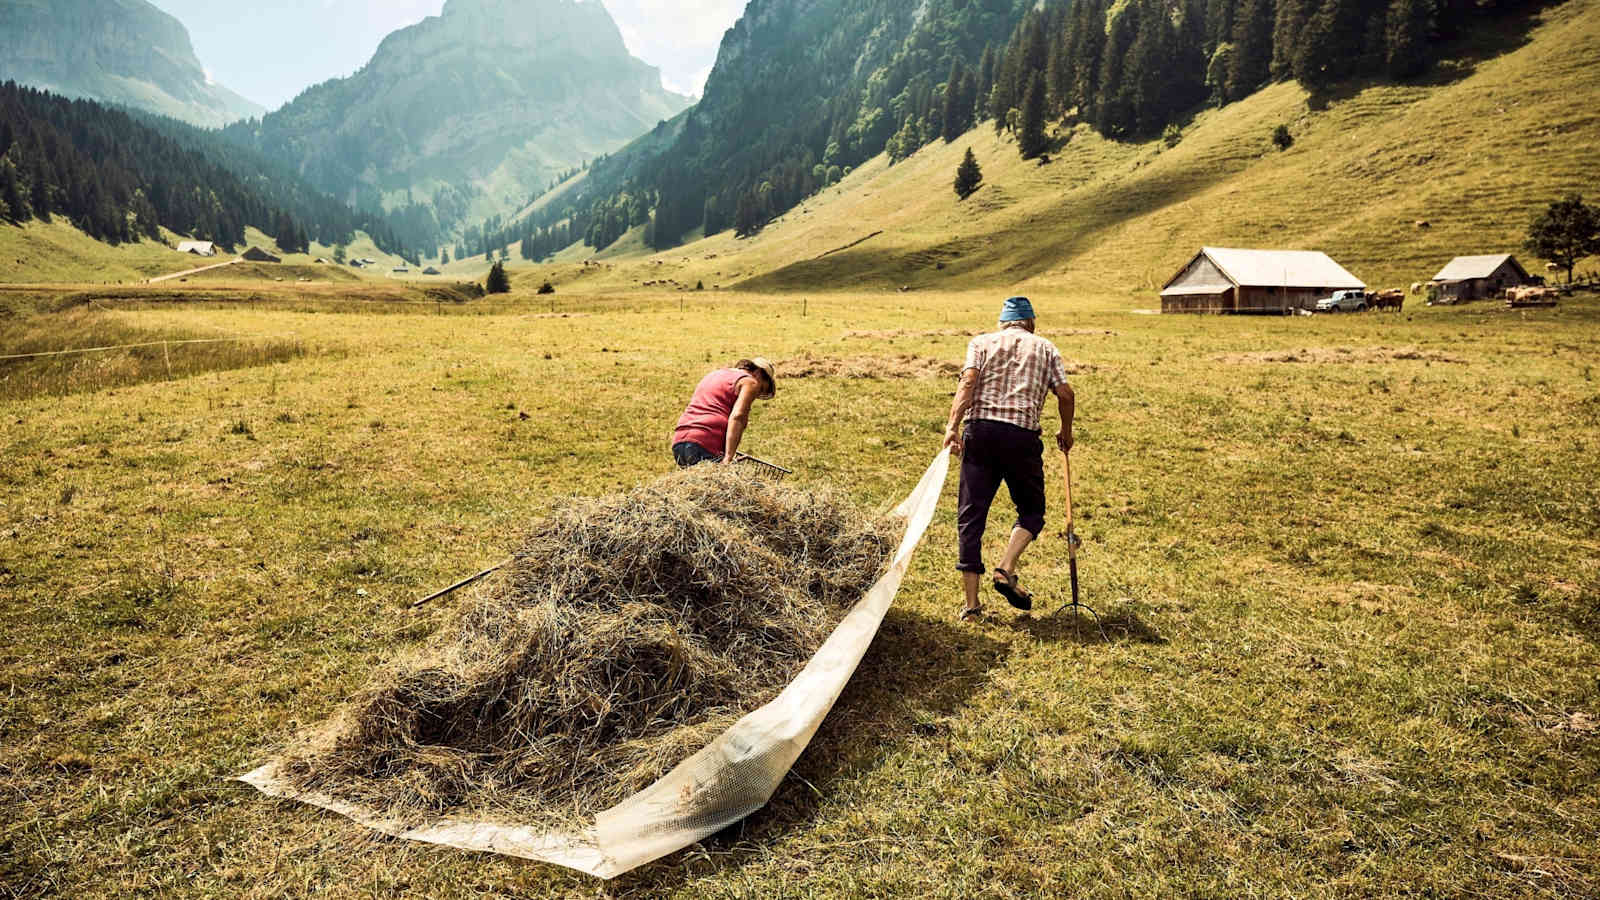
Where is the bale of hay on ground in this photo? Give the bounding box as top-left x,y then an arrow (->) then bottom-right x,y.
276,466 -> 903,825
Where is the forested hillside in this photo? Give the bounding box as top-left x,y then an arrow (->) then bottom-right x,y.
521,0 -> 1540,259
0,82 -> 410,257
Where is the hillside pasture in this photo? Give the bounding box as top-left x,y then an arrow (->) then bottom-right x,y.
1,280 -> 1596,898
491,0 -> 1600,307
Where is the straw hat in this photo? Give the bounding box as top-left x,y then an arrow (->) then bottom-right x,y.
748,357 -> 778,398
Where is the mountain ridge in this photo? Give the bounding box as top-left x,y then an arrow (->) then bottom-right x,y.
224,0 -> 691,247
0,0 -> 263,128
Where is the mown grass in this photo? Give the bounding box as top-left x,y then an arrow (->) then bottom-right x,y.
3,3 -> 1599,895
1,281 -> 1595,898
0,308 -> 314,402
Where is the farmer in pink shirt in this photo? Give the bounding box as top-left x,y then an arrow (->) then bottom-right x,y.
671,358 -> 778,467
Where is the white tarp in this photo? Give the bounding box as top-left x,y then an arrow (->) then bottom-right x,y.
239,449 -> 951,879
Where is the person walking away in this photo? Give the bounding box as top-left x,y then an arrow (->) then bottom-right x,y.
943,297 -> 1074,620
671,358 -> 778,468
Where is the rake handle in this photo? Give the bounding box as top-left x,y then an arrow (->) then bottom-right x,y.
1061,449 -> 1080,605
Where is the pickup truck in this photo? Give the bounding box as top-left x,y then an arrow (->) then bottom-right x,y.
1315,289 -> 1368,313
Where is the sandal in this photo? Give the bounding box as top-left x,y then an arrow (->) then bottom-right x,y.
991,568 -> 1034,612
957,606 -> 984,622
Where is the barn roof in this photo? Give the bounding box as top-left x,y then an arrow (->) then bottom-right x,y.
1432,254 -> 1527,282
1194,247 -> 1364,290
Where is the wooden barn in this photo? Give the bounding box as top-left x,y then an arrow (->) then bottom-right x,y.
242,247 -> 282,263
1160,247 -> 1366,314
1429,254 -> 1531,302
175,240 -> 216,256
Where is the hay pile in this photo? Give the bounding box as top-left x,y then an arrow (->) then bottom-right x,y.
278,465 -> 901,824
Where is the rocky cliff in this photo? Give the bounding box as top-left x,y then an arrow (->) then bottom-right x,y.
0,0 -> 263,128
224,0 -> 691,229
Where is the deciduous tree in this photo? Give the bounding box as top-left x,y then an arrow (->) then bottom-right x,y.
1525,194 -> 1600,284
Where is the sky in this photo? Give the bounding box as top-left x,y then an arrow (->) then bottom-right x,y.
149,0 -> 746,111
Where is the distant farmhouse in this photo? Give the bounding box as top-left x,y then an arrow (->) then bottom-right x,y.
175,240 -> 216,257
1161,247 -> 1366,314
422,266 -> 442,275
1429,254 -> 1532,303
242,247 -> 282,263
393,266 -> 409,274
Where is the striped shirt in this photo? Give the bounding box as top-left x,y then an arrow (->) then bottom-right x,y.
962,328 -> 1069,433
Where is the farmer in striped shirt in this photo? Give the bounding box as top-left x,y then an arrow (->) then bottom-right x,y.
943,297 -> 1075,621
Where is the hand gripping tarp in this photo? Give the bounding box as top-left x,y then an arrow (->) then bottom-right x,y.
239,449 -> 951,879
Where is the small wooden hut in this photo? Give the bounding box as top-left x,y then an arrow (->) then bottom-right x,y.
1429,254 -> 1531,302
1160,247 -> 1366,314
242,247 -> 282,263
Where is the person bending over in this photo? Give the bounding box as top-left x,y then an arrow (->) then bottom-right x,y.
671,358 -> 778,468
943,297 -> 1074,621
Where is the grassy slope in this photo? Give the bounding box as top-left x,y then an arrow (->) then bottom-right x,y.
0,221 -> 204,284
529,0 -> 1598,300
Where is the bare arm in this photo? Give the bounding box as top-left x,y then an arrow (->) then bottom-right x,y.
721,378 -> 762,463
1054,381 -> 1075,454
943,369 -> 979,455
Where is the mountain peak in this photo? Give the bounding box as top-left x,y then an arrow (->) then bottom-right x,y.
0,0 -> 263,127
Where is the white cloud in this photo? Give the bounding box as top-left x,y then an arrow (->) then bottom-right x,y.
602,0 -> 746,96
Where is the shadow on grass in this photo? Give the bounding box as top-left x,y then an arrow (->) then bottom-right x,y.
612,607 -> 1006,884
1305,2 -> 1554,110
1006,606 -> 1166,646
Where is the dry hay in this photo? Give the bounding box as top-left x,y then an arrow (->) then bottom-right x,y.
842,328 -> 1116,340
781,352 -> 1098,380
778,353 -> 963,379
276,466 -> 902,825
1215,346 -> 1465,365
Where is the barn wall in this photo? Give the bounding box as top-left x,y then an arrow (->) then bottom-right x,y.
1162,288 -> 1234,313
1237,286 -> 1329,312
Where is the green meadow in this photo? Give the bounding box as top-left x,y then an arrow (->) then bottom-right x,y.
2,284 -> 1596,897
3,0 -> 1600,894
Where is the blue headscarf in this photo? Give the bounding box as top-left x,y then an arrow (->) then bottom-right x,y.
999,296 -> 1035,322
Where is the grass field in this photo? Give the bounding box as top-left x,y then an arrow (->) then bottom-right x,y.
3,1 -> 1599,895
1,281 -> 1596,897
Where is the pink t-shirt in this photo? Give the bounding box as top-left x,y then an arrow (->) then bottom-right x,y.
672,368 -> 752,456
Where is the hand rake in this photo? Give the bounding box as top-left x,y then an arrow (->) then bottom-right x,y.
1053,449 -> 1108,642
732,452 -> 793,478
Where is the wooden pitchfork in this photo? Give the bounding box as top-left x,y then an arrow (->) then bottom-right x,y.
1053,449 -> 1108,641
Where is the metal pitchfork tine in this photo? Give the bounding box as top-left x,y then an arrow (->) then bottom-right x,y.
1054,449 -> 1109,642
732,452 -> 793,478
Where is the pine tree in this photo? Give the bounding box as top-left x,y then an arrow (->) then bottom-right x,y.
0,157 -> 28,223
954,148 -> 983,200
485,260 -> 511,294
1272,0 -> 1309,80
1019,73 -> 1048,159
991,48 -> 1018,134
1226,0 -> 1276,102
1385,0 -> 1432,79
440,248 -> 450,265
975,44 -> 997,122
942,60 -> 970,142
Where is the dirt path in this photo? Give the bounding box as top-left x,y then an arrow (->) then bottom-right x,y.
147,257 -> 242,284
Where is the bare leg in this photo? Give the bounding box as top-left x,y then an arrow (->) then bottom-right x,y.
996,526 -> 1036,575
962,572 -> 981,614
